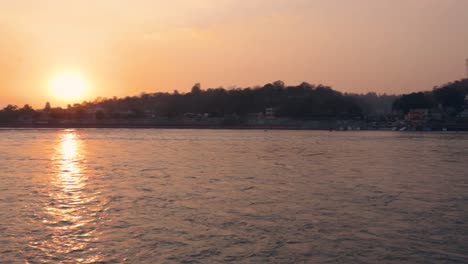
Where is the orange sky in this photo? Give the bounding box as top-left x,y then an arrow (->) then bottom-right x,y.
0,0 -> 467,108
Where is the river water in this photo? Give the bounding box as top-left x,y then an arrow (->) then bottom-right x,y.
0,129 -> 467,263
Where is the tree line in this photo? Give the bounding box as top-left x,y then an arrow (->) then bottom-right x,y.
393,79 -> 468,115
87,81 -> 365,119
1,79 -> 467,123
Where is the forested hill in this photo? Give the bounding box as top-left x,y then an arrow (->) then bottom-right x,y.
393,79 -> 468,114
3,79 -> 468,122
63,81 -> 368,119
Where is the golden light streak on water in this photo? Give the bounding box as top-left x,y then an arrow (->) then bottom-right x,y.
28,129 -> 104,263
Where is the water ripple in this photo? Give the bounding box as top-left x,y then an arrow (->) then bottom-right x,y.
0,130 -> 467,263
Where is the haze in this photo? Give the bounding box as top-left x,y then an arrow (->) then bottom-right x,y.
1,0 -> 467,107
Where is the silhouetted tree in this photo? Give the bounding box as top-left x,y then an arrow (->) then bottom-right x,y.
3,105 -> 18,112
21,104 -> 33,112
191,83 -> 202,95
44,102 -> 51,112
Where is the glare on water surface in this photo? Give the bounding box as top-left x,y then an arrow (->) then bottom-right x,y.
29,130 -> 105,263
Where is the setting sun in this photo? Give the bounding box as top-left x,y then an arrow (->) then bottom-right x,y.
50,71 -> 89,103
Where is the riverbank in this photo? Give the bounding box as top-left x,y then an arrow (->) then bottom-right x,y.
1,122 -> 468,131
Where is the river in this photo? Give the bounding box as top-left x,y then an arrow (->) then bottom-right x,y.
0,129 -> 467,263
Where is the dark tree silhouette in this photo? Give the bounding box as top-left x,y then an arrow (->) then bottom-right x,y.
3,79 -> 466,126
44,102 -> 51,112
393,79 -> 468,114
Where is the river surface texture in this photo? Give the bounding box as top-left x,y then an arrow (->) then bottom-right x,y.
0,129 -> 467,263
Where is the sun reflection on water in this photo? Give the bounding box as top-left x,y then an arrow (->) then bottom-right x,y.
57,131 -> 85,191
30,130 -> 104,263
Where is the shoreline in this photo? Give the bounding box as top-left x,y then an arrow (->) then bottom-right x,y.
1,123 -> 467,131
0,124 -> 338,130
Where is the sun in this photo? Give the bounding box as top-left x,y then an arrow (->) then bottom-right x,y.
50,71 -> 89,102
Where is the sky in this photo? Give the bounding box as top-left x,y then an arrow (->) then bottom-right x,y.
0,0 -> 467,107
